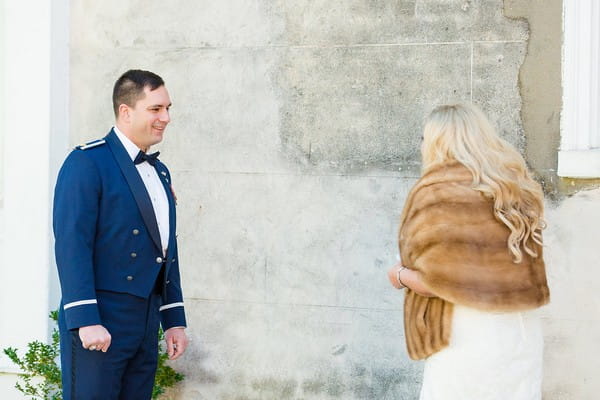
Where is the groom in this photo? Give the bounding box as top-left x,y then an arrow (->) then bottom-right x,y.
53,69 -> 188,400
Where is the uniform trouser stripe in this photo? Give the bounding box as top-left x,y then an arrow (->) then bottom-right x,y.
71,332 -> 77,400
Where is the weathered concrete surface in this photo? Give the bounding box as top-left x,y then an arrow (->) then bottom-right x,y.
175,172 -> 412,307
504,0 -> 564,195
70,0 -> 526,49
172,301 -> 420,399
273,44 -> 471,171
70,1 -> 528,175
66,1 -> 573,399
69,40 -> 523,174
472,41 -> 526,148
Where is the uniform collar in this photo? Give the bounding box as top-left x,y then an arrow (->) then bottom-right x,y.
113,126 -> 147,162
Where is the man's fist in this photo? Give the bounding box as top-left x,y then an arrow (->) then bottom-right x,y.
79,325 -> 112,352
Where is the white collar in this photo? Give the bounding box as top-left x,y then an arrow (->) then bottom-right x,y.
113,126 -> 146,161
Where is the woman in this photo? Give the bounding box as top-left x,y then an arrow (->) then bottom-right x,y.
388,103 -> 550,399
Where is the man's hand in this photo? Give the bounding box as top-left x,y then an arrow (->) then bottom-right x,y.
79,325 -> 111,352
165,327 -> 188,360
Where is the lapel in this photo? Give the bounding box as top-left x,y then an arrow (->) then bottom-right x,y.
154,160 -> 177,272
105,129 -> 163,253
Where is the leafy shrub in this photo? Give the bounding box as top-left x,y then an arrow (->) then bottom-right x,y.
3,311 -> 183,400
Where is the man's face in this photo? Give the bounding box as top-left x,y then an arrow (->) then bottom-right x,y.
125,85 -> 172,151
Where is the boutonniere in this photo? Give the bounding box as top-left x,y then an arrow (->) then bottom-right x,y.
170,184 -> 178,205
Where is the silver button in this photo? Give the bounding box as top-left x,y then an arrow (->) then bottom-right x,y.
131,252 -> 137,258
132,229 -> 139,235
166,280 -> 170,284
126,275 -> 133,281
172,258 -> 176,263
156,257 -> 163,263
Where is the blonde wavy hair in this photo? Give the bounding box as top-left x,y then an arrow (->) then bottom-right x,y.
421,103 -> 545,263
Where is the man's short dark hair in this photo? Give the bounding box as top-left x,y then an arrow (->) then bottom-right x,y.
112,69 -> 165,117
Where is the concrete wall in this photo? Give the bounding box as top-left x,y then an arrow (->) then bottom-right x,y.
542,188 -> 600,400
62,1 -> 598,399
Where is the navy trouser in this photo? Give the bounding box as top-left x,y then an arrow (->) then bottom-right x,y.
58,290 -> 161,400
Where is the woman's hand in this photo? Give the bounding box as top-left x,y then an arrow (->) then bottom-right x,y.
387,262 -> 406,289
387,262 -> 436,297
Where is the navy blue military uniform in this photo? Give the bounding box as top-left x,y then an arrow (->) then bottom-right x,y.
53,129 -> 186,399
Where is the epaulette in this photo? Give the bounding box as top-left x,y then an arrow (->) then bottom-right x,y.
76,139 -> 106,150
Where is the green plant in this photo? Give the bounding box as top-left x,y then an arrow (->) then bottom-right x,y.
3,311 -> 61,400
153,329 -> 185,399
3,311 -> 184,399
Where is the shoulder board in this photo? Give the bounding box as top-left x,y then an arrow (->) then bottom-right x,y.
76,139 -> 106,150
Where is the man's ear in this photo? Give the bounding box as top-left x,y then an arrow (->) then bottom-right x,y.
118,104 -> 130,123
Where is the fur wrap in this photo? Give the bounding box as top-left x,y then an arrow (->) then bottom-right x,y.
399,161 -> 550,360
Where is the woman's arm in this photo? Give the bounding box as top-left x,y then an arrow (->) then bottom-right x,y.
387,262 -> 435,297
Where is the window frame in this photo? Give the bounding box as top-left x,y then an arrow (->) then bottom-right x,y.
558,0 -> 600,178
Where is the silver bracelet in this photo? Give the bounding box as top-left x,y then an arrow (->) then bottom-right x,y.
396,266 -> 407,289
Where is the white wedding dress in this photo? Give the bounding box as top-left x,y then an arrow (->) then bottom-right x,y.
419,304 -> 544,400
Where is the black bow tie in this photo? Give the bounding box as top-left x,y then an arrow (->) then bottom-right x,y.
134,150 -> 160,166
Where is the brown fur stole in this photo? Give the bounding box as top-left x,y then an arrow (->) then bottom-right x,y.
399,161 -> 550,360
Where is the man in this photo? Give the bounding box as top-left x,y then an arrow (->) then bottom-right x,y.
53,69 -> 188,400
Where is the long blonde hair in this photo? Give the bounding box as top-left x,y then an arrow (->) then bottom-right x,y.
421,103 -> 545,262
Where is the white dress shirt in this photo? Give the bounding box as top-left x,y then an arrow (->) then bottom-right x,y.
114,127 -> 170,256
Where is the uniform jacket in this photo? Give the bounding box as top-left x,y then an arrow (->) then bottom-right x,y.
53,129 -> 186,331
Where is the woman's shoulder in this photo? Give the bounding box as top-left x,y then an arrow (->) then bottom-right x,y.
411,161 -> 481,202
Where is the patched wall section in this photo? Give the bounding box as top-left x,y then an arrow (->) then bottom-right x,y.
70,1 -> 530,398
271,1 -> 528,171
